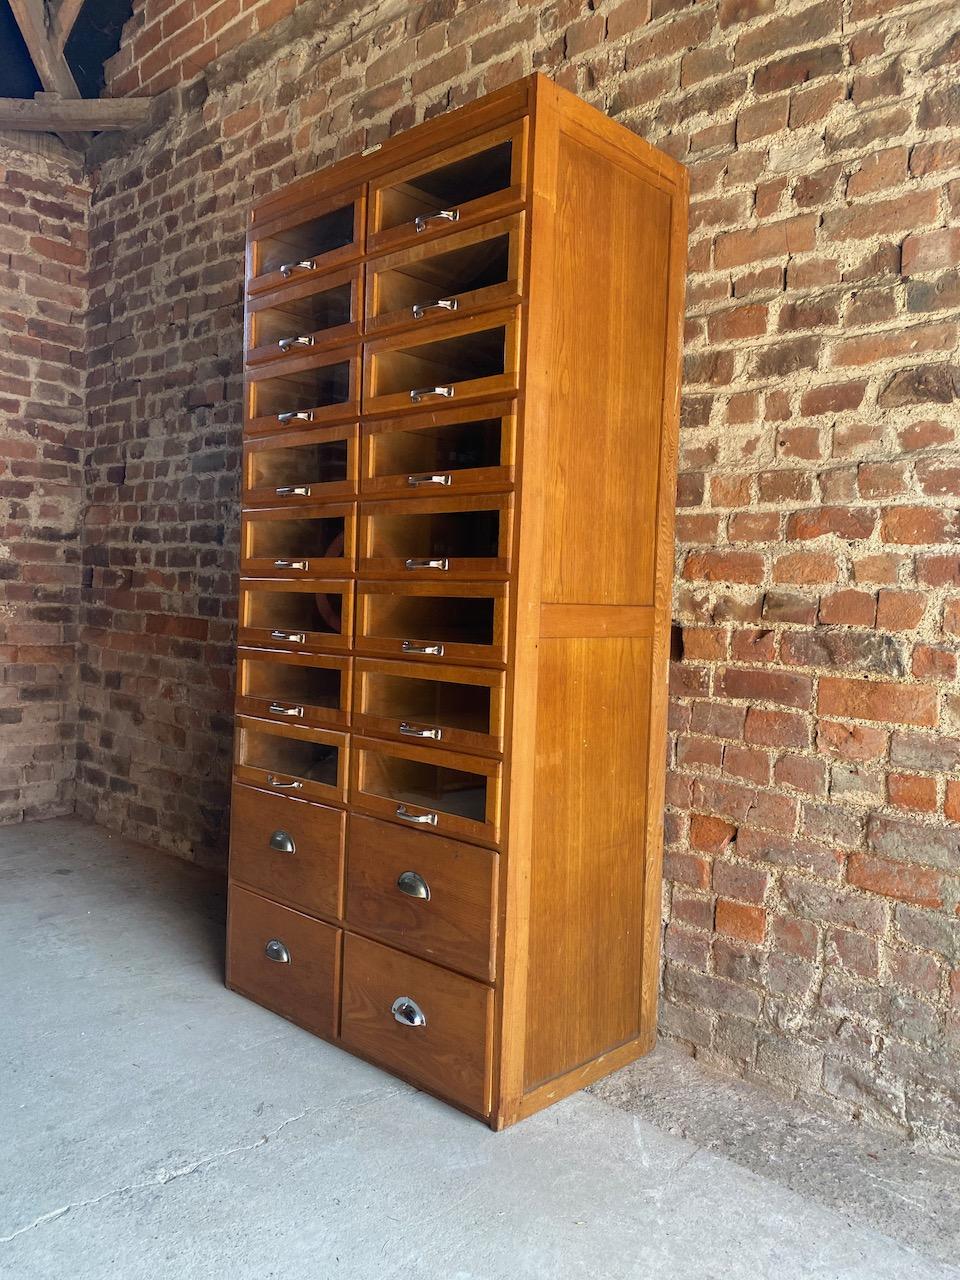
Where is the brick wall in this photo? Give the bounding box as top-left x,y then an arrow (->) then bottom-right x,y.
82,0 -> 959,1145
0,140 -> 88,823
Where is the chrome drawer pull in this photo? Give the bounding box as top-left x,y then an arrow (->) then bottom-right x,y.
391,995 -> 427,1027
279,258 -> 316,278
277,410 -> 313,424
405,557 -> 449,571
269,830 -> 296,854
278,335 -> 315,352
271,630 -> 306,642
269,703 -> 304,717
406,473 -> 451,488
268,775 -> 302,790
401,640 -> 444,656
414,208 -> 458,234
396,804 -> 438,826
265,938 -> 291,963
274,559 -> 309,570
397,870 -> 431,900
275,485 -> 311,498
409,386 -> 454,403
399,722 -> 442,740
412,298 -> 458,320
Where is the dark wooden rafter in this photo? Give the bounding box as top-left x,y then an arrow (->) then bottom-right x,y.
49,0 -> 87,51
8,0 -> 81,98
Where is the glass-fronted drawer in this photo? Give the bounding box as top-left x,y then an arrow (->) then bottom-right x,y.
247,187 -> 364,296
361,401 -> 515,500
236,648 -> 350,730
365,214 -> 523,336
362,311 -> 519,417
246,266 -> 362,364
358,494 -> 511,579
356,582 -> 506,667
241,504 -> 355,578
368,121 -> 527,255
235,716 -> 347,806
350,736 -> 500,845
244,423 -> 357,507
239,579 -> 353,653
246,348 -> 359,433
353,658 -> 502,756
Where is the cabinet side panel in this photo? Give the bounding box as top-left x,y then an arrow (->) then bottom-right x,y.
540,129 -> 673,607
523,635 -> 652,1090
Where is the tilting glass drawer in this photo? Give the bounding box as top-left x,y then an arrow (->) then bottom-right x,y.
354,658 -> 503,756
241,504 -> 354,578
247,187 -> 364,296
246,348 -> 359,433
358,494 -> 511,579
363,311 -> 519,416
236,649 -> 350,730
361,401 -> 515,499
239,580 -> 353,653
351,736 -> 500,845
244,424 -> 357,507
368,121 -> 526,255
235,715 -> 347,806
247,266 -> 361,364
365,215 -> 523,336
356,582 -> 507,667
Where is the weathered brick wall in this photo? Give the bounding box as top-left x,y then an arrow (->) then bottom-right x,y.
0,140 -> 88,823
84,0 -> 960,1145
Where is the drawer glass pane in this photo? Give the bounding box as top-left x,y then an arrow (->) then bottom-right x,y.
370,327 -> 506,400
246,514 -> 347,565
367,508 -> 500,562
370,417 -> 501,480
251,282 -> 353,348
362,752 -> 487,823
244,586 -> 344,636
251,361 -> 351,419
378,141 -> 513,234
256,205 -> 355,278
364,593 -> 494,647
373,233 -> 510,319
240,727 -> 340,787
363,670 -> 491,736
241,655 -> 342,715
247,437 -> 349,495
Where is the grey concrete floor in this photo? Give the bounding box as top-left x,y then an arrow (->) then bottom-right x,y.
1,818 -> 958,1280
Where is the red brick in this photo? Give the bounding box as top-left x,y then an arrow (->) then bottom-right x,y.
715,666 -> 813,708
707,303 -> 768,342
818,720 -> 888,761
913,644 -> 957,680
744,707 -> 810,748
945,780 -> 960,823
902,228 -> 960,276
818,678 -> 937,728
818,590 -> 877,627
888,773 -> 937,812
689,814 -> 738,853
715,899 -> 766,944
881,505 -> 958,545
715,215 -> 817,268
876,589 -> 926,630
847,853 -> 944,909
773,551 -> 838,584
821,191 -> 939,241
785,507 -> 876,541
682,551 -> 764,584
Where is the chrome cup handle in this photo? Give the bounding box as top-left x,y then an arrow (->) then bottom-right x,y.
391,996 -> 426,1027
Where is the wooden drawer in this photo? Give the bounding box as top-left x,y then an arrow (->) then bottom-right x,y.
340,932 -> 493,1115
241,503 -> 355,579
247,186 -> 364,297
227,885 -> 340,1038
364,214 -> 524,337
367,120 -> 527,256
235,715 -> 347,806
350,735 -> 500,846
229,784 -> 344,920
247,265 -> 362,366
246,346 -> 360,434
360,400 -> 515,500
355,580 -> 507,668
236,648 -> 350,730
244,423 -> 358,507
358,493 -> 511,580
362,310 -> 520,418
239,579 -> 353,654
346,815 -> 497,980
353,657 -> 502,756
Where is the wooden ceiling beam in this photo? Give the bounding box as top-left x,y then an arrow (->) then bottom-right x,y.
8,0 -> 81,98
50,0 -> 87,52
0,93 -> 153,132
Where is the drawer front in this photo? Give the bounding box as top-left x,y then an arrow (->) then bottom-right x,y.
246,347 -> 360,434
230,784 -> 344,920
361,400 -> 515,501
247,265 -> 362,365
247,186 -> 365,297
235,715 -> 348,806
358,493 -> 512,581
367,120 -> 527,256
236,649 -> 350,730
241,503 -> 355,579
227,885 -> 340,1038
364,213 -> 524,338
353,657 -> 502,756
340,933 -> 492,1115
362,310 -> 520,418
244,423 -> 358,507
239,579 -> 353,654
355,581 -> 507,668
346,815 -> 497,980
350,735 -> 500,846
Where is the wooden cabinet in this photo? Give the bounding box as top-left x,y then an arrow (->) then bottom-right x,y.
227,73 -> 687,1127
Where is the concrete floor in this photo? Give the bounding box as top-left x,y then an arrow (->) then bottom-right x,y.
1,819 -> 958,1280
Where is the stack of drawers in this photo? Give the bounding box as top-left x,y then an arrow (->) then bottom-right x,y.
227,74 -> 688,1128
